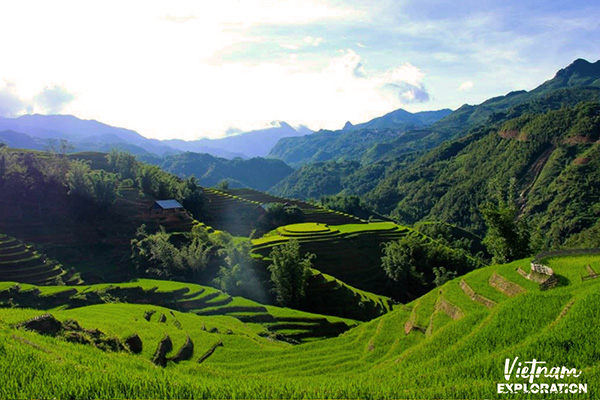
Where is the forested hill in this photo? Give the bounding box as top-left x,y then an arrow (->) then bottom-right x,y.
268,108 -> 451,167
143,152 -> 294,191
268,59 -> 600,168
367,100 -> 600,250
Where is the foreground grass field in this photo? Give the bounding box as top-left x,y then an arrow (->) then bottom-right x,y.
1,254 -> 599,398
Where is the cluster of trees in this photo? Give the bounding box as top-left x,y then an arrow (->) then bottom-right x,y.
0,146 -> 74,204
319,195 -> 378,221
106,150 -> 205,218
131,225 -> 216,281
66,160 -> 120,211
131,222 -> 316,307
214,237 -> 268,303
257,203 -> 304,233
480,179 -> 531,264
131,223 -> 270,302
381,235 -> 482,300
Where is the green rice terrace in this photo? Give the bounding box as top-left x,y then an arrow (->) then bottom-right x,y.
201,188 -> 366,236
0,234 -> 81,286
252,221 -> 421,296
1,253 -> 599,399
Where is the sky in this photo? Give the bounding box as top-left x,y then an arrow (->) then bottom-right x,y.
0,0 -> 599,140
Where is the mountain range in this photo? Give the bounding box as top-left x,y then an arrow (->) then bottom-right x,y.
269,59 -> 600,167
163,121 -> 312,158
268,108 -> 453,166
0,116 -> 311,159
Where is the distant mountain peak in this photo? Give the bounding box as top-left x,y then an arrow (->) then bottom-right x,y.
269,121 -> 293,129
555,58 -> 600,78
342,121 -> 354,130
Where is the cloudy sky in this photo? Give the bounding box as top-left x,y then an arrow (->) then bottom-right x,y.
1,0 -> 599,140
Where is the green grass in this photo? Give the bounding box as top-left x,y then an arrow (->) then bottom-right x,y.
0,279 -> 357,342
1,254 -> 599,398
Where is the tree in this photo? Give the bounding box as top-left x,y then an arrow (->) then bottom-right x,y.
381,235 -> 480,300
268,239 -> 314,307
433,266 -> 457,287
215,179 -> 230,190
66,159 -> 120,211
87,170 -> 120,211
65,159 -> 93,198
214,236 -> 267,302
106,150 -> 138,181
59,139 -> 75,155
381,236 -> 427,297
480,179 -> 530,263
178,176 -> 205,218
258,203 -> 304,232
131,225 -> 215,280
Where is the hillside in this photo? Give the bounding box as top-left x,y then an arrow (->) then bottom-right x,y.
268,108 -> 451,167
0,149 -> 202,282
366,101 -> 600,250
268,59 -> 600,169
0,149 -> 399,321
146,152 -> 294,191
1,252 -> 599,398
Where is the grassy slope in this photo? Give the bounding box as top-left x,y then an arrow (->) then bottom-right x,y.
1,254 -> 599,398
0,279 -> 356,342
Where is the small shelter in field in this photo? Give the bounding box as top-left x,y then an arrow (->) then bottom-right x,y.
255,203 -> 270,215
150,199 -> 184,215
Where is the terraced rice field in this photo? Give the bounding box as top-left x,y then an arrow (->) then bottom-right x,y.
252,222 -> 416,296
227,188 -> 367,225
0,278 -> 356,342
1,255 -> 598,399
0,234 -> 79,285
0,186 -> 198,283
201,188 -> 264,236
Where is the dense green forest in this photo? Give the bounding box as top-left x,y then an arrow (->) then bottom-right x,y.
142,152 -> 294,191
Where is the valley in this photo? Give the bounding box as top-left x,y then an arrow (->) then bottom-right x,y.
0,57 -> 599,399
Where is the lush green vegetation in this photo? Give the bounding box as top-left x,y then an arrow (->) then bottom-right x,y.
252,221 -> 481,304
367,101 -> 600,251
145,151 -> 294,191
381,234 -> 480,299
2,254 -> 599,398
268,109 -> 450,167
0,148 -> 205,281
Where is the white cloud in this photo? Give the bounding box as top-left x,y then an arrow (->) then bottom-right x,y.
458,81 -> 474,91
303,36 -> 324,46
281,44 -> 301,50
281,36 -> 324,51
0,81 -> 29,117
379,63 -> 430,103
34,85 -> 76,114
